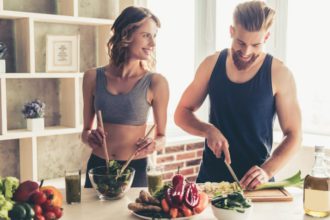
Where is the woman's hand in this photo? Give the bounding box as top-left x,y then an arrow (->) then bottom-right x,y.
83,128 -> 106,150
206,125 -> 231,164
135,137 -> 155,156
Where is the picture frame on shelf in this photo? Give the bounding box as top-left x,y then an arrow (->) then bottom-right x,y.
46,35 -> 80,73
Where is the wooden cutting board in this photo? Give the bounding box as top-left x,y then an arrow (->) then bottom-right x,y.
244,188 -> 293,202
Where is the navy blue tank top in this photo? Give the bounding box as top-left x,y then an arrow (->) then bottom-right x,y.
197,49 -> 276,182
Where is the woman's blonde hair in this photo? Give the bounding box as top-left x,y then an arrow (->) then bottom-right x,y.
107,6 -> 161,71
233,1 -> 275,32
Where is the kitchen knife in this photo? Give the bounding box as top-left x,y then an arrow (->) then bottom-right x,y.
224,160 -> 243,190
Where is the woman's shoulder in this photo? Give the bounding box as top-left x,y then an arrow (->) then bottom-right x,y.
149,72 -> 169,90
83,68 -> 97,78
83,66 -> 106,81
149,72 -> 168,83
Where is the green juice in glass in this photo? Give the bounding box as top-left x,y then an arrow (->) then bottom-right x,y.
65,172 -> 81,204
147,169 -> 163,195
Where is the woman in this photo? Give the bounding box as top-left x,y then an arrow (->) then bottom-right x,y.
82,6 -> 169,188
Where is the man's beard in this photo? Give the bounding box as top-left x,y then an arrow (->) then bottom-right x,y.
232,48 -> 259,70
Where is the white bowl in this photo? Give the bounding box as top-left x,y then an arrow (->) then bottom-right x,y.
211,204 -> 253,220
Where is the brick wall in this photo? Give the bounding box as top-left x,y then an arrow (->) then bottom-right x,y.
157,141 -> 204,183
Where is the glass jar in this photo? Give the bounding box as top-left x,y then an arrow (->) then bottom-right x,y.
303,146 -> 330,217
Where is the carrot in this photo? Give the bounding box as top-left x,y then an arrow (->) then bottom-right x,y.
193,192 -> 209,214
180,204 -> 193,217
161,198 -> 170,213
170,208 -> 178,218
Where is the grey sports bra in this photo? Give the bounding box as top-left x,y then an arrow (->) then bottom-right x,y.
94,67 -> 152,125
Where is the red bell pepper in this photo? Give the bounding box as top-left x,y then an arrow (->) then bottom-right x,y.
171,179 -> 185,205
184,182 -> 200,209
165,187 -> 174,207
172,173 -> 184,187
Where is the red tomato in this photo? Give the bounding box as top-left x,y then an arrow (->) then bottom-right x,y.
34,215 -> 46,220
30,191 -> 47,205
42,203 -> 54,213
42,189 -> 54,200
44,211 -> 56,220
33,204 -> 43,215
53,206 -> 63,218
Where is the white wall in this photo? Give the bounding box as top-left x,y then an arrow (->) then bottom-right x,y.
274,144 -> 330,180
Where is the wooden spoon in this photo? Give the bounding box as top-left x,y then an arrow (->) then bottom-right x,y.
97,110 -> 110,173
116,124 -> 156,179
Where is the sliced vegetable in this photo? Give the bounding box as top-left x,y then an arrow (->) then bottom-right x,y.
211,192 -> 251,213
165,188 -> 176,208
255,170 -> 303,190
184,182 -> 200,209
193,192 -> 209,214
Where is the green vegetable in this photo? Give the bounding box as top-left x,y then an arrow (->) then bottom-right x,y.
3,177 -> 19,199
211,192 -> 251,213
91,164 -> 133,198
0,176 -> 19,220
153,183 -> 171,199
0,209 -> 10,220
255,170 -> 303,190
0,194 -> 14,220
0,195 -> 14,210
9,203 -> 26,220
0,177 -> 3,195
21,203 -> 35,218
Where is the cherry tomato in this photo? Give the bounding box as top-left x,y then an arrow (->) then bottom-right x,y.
42,189 -> 54,200
33,204 -> 43,215
53,206 -> 63,218
34,214 -> 46,220
30,191 -> 47,205
44,211 -> 56,220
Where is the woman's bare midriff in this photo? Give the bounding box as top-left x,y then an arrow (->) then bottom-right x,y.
91,123 -> 148,161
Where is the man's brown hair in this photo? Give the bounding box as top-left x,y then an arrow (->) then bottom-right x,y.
233,1 -> 275,32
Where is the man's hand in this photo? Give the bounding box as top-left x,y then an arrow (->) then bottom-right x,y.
136,137 -> 155,156
240,166 -> 270,190
206,126 -> 231,164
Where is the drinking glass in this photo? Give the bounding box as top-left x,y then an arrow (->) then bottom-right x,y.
147,165 -> 163,195
65,170 -> 81,204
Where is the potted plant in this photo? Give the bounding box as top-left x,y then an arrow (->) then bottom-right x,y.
22,99 -> 46,132
0,42 -> 8,73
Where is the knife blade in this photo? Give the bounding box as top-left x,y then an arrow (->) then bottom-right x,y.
224,160 -> 243,190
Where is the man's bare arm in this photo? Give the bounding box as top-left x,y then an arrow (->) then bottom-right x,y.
175,53 -> 231,163
240,60 -> 302,189
261,61 -> 302,177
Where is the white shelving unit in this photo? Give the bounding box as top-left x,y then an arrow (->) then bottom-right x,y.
0,0 -> 139,181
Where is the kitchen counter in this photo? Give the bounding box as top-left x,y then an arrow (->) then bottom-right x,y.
61,187 -> 330,220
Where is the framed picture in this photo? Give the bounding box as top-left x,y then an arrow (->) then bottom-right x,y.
46,35 -> 80,72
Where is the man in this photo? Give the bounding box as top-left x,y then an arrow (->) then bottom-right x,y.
174,1 -> 302,190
